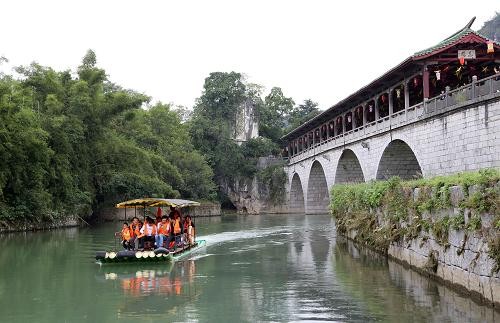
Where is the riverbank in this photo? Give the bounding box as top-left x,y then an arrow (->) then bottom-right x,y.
330,169 -> 500,308
0,216 -> 81,233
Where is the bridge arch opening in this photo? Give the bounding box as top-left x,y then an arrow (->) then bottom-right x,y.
335,150 -> 365,184
306,161 -> 329,214
289,173 -> 305,213
376,140 -> 422,180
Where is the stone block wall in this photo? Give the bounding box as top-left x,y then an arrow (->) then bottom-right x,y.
285,98 -> 500,214
344,184 -> 500,308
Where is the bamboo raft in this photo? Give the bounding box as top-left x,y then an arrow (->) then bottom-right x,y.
95,240 -> 206,264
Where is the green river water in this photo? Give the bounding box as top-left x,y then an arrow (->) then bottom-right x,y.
1,214 -> 497,322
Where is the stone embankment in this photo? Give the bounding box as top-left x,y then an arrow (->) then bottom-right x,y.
331,172 -> 500,308
0,216 -> 80,233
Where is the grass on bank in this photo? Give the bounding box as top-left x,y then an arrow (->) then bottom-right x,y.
330,169 -> 500,271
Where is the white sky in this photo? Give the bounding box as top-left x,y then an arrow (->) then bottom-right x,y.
0,1 -> 498,110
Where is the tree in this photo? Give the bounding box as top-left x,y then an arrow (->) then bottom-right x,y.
478,12 -> 500,41
258,87 -> 295,142
0,50 -> 217,224
287,99 -> 320,132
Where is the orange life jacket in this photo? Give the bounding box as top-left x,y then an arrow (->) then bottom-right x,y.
173,218 -> 181,234
142,223 -> 157,236
121,227 -> 131,241
130,224 -> 141,238
157,222 -> 170,235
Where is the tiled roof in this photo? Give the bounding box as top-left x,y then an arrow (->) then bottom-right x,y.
281,18 -> 500,141
413,28 -> 474,57
413,16 -> 499,58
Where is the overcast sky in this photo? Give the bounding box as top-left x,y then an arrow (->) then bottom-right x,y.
0,1 -> 498,110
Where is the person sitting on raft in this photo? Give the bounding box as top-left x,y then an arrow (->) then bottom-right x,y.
138,217 -> 157,250
115,222 -> 133,250
184,215 -> 195,245
156,215 -> 172,248
172,212 -> 182,247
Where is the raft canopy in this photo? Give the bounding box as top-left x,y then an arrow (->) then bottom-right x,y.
115,198 -> 200,209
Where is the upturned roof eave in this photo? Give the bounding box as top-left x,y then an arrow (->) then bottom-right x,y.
281,19 -> 499,142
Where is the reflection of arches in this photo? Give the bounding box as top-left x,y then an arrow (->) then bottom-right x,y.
376,140 -> 422,180
289,173 -> 305,213
306,161 -> 329,214
335,150 -> 365,184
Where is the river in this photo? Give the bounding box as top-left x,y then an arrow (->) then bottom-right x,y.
1,214 -> 497,322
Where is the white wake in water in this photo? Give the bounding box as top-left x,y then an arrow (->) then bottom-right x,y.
197,226 -> 292,246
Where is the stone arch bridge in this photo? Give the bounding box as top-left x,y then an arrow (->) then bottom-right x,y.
286,87 -> 500,214
283,22 -> 500,214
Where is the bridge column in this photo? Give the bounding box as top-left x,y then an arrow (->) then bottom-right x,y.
423,64 -> 430,99
374,98 -> 380,120
472,75 -> 478,98
342,115 -> 346,133
388,89 -> 394,116
362,103 -> 367,125
404,79 -> 410,109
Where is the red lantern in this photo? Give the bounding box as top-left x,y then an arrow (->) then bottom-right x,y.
487,41 -> 494,54
459,56 -> 465,66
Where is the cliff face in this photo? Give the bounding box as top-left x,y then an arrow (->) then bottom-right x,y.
223,157 -> 287,214
225,176 -> 287,214
233,99 -> 259,145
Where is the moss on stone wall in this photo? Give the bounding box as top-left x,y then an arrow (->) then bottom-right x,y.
330,169 -> 500,267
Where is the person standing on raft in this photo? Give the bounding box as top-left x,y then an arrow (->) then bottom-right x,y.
129,217 -> 142,250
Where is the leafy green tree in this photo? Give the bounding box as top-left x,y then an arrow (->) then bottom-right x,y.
287,99 -> 320,132
0,50 -> 217,223
259,87 -> 295,142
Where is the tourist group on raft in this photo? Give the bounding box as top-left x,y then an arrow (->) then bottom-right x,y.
115,206 -> 195,251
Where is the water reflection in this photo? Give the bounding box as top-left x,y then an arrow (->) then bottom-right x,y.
0,214 -> 497,323
98,260 -> 199,318
335,237 -> 499,322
